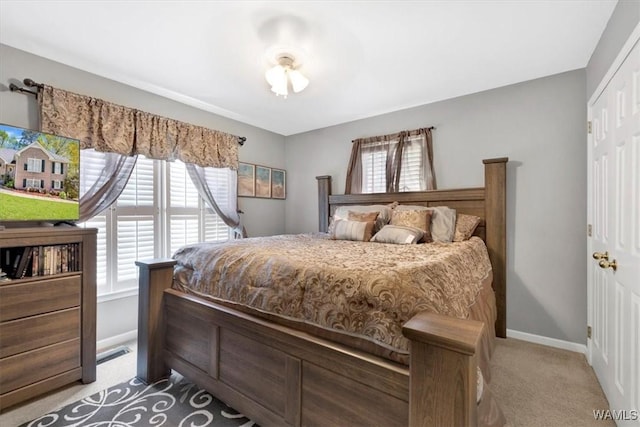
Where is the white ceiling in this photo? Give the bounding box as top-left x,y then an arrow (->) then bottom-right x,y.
0,1 -> 617,136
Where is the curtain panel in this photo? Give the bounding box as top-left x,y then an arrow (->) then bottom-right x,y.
78,150 -> 138,223
38,85 -> 239,169
345,127 -> 435,194
186,164 -> 245,238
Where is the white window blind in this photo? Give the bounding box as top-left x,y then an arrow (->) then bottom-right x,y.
114,156 -> 157,290
167,160 -> 201,255
80,154 -> 231,297
166,161 -> 230,255
362,143 -> 387,193
78,149 -> 105,197
202,167 -> 233,242
78,149 -> 110,294
398,136 -> 424,192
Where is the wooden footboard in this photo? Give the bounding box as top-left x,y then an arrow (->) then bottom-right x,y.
136,259 -> 484,427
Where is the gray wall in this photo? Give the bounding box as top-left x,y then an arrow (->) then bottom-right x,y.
285,70 -> 588,345
586,0 -> 640,98
0,43 -> 287,343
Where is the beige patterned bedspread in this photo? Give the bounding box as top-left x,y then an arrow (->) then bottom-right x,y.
172,233 -> 493,360
173,233 -> 491,362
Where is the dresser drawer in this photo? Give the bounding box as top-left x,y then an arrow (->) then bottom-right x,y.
0,275 -> 81,322
0,339 -> 81,394
0,308 -> 80,358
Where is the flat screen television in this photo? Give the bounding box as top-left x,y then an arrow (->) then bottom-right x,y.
0,123 -> 80,223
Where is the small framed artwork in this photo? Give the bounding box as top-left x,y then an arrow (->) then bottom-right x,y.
271,168 -> 286,199
238,162 -> 255,197
255,165 -> 271,198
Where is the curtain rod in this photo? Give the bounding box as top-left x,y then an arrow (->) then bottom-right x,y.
9,77 -> 247,146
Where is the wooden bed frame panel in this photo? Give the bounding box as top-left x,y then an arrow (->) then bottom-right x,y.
136,157 -> 508,427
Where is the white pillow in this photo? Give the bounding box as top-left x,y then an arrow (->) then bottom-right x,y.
371,225 -> 424,244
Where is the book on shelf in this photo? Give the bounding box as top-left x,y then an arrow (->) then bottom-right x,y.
15,247 -> 33,279
0,243 -> 81,279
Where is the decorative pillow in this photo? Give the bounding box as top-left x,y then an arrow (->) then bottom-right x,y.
390,209 -> 433,242
393,205 -> 456,242
331,219 -> 376,242
371,225 -> 424,244
453,214 -> 481,241
348,210 -> 380,223
333,205 -> 392,233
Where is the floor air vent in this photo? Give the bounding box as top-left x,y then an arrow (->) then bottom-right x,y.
96,345 -> 132,365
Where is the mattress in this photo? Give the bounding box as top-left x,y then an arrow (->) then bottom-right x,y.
171,233 -> 496,368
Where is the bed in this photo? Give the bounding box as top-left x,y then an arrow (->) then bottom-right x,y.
136,157 -> 508,427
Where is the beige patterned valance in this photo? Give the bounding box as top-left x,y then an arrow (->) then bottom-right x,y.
38,85 -> 238,169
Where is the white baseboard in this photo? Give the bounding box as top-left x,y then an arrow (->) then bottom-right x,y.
97,330 -> 137,353
506,329 -> 587,355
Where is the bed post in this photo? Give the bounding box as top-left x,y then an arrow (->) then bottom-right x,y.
136,258 -> 177,383
483,157 -> 508,338
403,312 -> 484,427
316,175 -> 332,232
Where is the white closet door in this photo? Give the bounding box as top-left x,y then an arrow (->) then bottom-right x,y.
588,36 -> 640,425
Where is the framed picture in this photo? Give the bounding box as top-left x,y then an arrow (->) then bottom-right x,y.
255,165 -> 271,198
271,169 -> 286,199
238,162 -> 255,197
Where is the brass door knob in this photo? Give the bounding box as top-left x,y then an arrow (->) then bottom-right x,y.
593,251 -> 609,261
598,259 -> 617,271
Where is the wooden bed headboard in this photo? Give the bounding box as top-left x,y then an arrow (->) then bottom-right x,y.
316,157 -> 508,338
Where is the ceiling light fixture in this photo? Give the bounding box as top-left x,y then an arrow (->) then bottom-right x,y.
265,55 -> 309,98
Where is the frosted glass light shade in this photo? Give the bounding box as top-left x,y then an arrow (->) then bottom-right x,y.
271,80 -> 288,97
265,56 -> 308,97
288,69 -> 309,93
265,65 -> 286,87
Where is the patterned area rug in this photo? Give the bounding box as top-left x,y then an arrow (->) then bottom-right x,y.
20,374 -> 257,427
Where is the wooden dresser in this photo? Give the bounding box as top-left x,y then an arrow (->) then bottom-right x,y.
0,227 -> 97,411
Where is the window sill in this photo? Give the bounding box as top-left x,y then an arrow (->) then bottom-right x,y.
97,287 -> 139,303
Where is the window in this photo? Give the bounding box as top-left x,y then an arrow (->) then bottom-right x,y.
52,180 -> 63,190
397,134 -> 427,192
166,161 -> 230,255
25,178 -> 42,188
80,154 -> 231,297
53,162 -> 63,174
348,128 -> 435,194
361,141 -> 388,193
27,158 -> 42,172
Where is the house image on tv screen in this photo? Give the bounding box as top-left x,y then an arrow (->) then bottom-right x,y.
2,142 -> 71,191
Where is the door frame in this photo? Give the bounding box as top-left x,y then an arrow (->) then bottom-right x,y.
587,22 -> 640,365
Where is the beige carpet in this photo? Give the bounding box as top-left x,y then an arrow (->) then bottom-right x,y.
490,338 -> 614,427
1,338 -> 613,427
